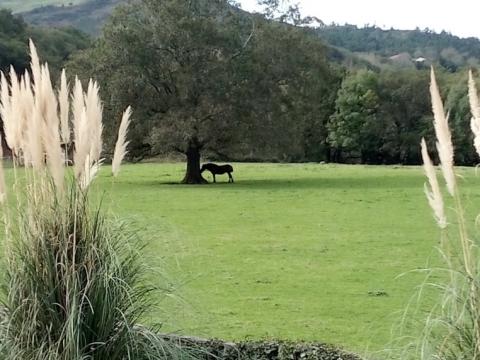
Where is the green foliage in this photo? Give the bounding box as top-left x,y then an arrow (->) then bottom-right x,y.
0,9 -> 90,75
326,68 -> 476,165
0,10 -> 29,70
328,70 -> 380,162
375,70 -> 433,164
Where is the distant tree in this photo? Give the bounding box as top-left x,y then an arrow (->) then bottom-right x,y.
327,70 -> 381,163
376,69 -> 432,164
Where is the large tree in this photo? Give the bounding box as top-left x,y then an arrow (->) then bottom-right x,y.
70,0 -> 339,182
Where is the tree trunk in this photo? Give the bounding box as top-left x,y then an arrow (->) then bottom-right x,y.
181,144 -> 208,184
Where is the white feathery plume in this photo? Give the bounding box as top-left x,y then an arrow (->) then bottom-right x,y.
26,108 -> 44,170
468,70 -> 480,158
18,71 -> 35,161
430,67 -> 456,196
0,71 -> 11,149
0,72 -> 9,117
84,79 -> 103,163
39,64 -> 64,190
74,106 -> 89,180
80,154 -> 102,190
59,69 -> 70,145
72,76 -> 84,130
112,106 -> 132,177
0,134 -> 6,204
29,39 -> 41,87
72,77 -> 86,178
6,66 -> 21,154
0,71 -> 10,114
421,138 -> 447,229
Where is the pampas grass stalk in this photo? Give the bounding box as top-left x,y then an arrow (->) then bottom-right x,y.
469,70 -> 480,159
420,138 -> 447,229
112,106 -> 132,177
395,68 -> 480,360
84,79 -> 103,163
0,135 -> 6,204
59,69 -> 70,145
430,67 -> 456,196
6,66 -> 21,154
0,41 -> 188,360
72,76 -> 86,179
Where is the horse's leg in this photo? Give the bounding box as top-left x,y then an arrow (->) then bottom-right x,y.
213,173 -> 216,183
228,172 -> 234,183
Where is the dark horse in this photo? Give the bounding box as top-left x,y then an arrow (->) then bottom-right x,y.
200,163 -> 234,183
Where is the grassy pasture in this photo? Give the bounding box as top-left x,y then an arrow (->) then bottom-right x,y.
85,162 -> 480,355
13,162 -> 480,355
0,0 -> 86,13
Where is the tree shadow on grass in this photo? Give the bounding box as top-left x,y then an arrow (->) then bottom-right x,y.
128,175 -> 422,190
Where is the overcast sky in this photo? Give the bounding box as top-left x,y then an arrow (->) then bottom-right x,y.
239,0 -> 480,39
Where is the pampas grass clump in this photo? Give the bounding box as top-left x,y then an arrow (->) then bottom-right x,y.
0,41 -> 188,360
392,68 -> 480,359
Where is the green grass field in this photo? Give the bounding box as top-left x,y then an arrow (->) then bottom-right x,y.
18,163 -> 480,356
0,0 -> 86,13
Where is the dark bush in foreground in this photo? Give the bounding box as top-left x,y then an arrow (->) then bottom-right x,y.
164,336 -> 363,360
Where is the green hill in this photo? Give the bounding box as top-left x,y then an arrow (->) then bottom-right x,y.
2,0 -> 480,71
316,24 -> 480,71
0,0 -> 86,13
20,0 -> 124,35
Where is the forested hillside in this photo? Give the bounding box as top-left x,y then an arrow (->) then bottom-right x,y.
317,25 -> 480,71
0,0 -> 85,13
21,0 -> 123,35
8,0 -> 480,72
0,9 -> 90,75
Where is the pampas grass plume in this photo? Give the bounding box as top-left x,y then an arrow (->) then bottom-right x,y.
6,66 -> 21,153
84,79 -> 103,163
421,138 -> 447,229
74,106 -> 89,180
468,70 -> 480,158
0,72 -> 11,150
0,134 -> 6,204
430,67 -> 456,196
112,106 -> 132,177
59,69 -> 70,145
29,39 -> 41,87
